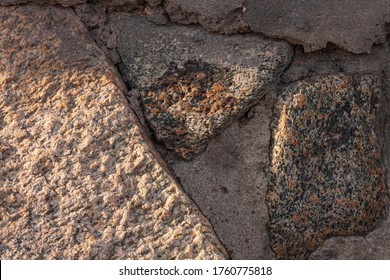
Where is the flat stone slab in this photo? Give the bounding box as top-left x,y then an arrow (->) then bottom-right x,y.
310,213 -> 390,259
110,13 -> 292,159
166,96 -> 275,259
243,0 -> 390,53
0,0 -> 86,6
164,0 -> 248,34
268,74 -> 389,259
0,4 -> 227,260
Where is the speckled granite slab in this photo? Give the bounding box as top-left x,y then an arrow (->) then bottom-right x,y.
267,74 -> 389,259
0,4 -> 227,260
110,13 -> 292,159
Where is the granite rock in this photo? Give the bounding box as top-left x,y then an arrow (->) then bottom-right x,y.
110,13 -> 292,159
102,0 -> 142,12
309,48 -> 390,260
243,0 -> 390,53
74,2 -> 122,65
0,4 -> 227,260
144,5 -> 169,26
281,45 -> 389,83
162,95 -> 276,259
309,216 -> 390,259
0,0 -> 86,6
0,0 -> 142,11
268,74 -> 389,259
164,0 -> 249,34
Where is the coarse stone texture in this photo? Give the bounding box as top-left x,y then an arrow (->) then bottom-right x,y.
309,216 -> 390,259
3,0 -> 390,55
0,0 -> 142,10
309,51 -> 390,260
110,13 -> 292,159
281,45 -> 389,84
164,0 -> 249,34
268,74 -> 389,259
0,4 -> 228,260
243,0 -> 390,53
144,5 -> 169,25
74,2 -> 122,65
102,0 -> 142,12
160,94 -> 276,259
0,0 -> 86,6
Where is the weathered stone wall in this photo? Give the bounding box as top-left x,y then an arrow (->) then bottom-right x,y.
0,4 -> 227,260
1,0 -> 389,259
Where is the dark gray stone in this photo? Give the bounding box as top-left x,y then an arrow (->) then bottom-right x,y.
243,0 -> 390,53
164,0 -> 248,34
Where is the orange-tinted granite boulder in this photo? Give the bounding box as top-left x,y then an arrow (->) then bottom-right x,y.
268,74 -> 389,259
111,14 -> 292,159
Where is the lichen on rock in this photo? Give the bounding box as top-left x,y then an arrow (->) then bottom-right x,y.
111,14 -> 292,159
141,60 -> 265,159
267,74 -> 389,259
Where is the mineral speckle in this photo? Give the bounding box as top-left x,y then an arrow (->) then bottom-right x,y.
0,4 -> 227,260
141,60 -> 263,159
267,74 -> 389,259
111,14 -> 292,159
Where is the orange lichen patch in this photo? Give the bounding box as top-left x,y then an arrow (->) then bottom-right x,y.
141,60 -> 263,159
211,83 -> 226,92
174,128 -> 187,136
293,93 -> 308,108
287,179 -> 294,190
337,199 -> 346,207
310,195 -> 318,204
349,200 -> 359,209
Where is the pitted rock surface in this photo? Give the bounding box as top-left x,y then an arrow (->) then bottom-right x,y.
0,0 -> 86,6
164,0 -> 248,34
110,14 -> 292,159
0,4 -> 227,260
243,0 -> 390,53
268,74 -> 389,259
309,55 -> 390,260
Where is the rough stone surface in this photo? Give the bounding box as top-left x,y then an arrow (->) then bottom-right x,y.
243,0 -> 390,53
309,48 -> 390,260
3,0 -> 389,55
0,0 -> 142,10
102,0 -> 141,12
0,4 -> 228,260
309,216 -> 390,259
110,13 -> 292,159
1,0 -> 390,261
282,45 -> 389,83
0,0 -> 86,6
160,95 -> 275,259
164,0 -> 249,34
144,5 -> 169,25
74,2 -> 122,65
268,74 -> 389,259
